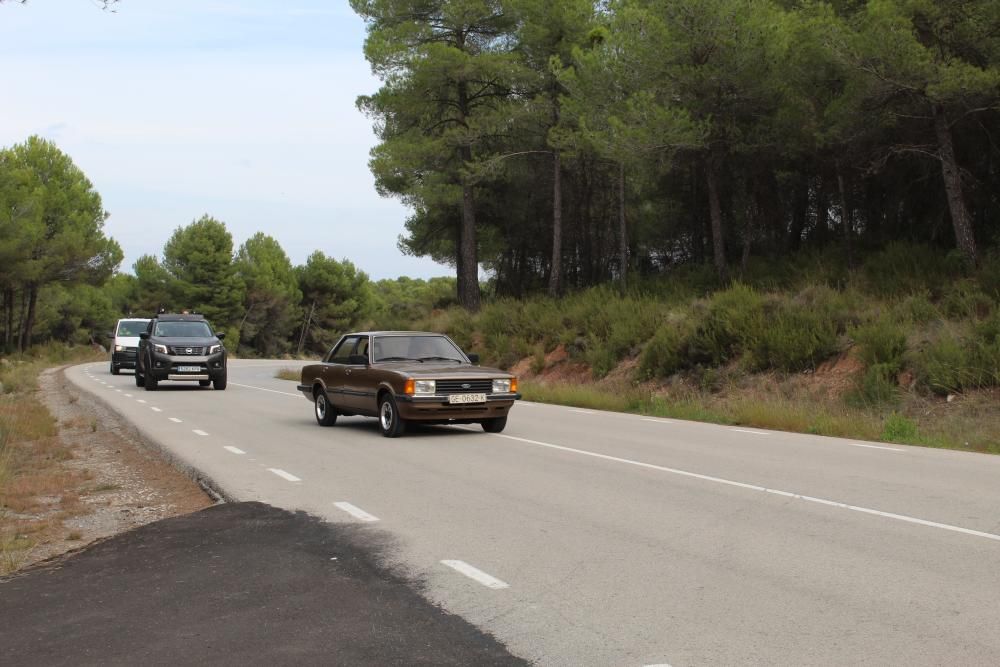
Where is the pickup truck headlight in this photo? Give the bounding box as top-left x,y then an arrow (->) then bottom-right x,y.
115,344 -> 125,352
492,378 -> 513,394
154,344 -> 168,354
209,344 -> 222,354
413,380 -> 435,395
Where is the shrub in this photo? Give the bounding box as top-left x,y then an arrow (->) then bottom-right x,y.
638,318 -> 691,379
749,307 -> 839,372
850,318 -> 907,371
940,279 -> 993,320
862,242 -> 963,297
687,284 -> 766,365
848,363 -> 900,407
911,330 -> 978,395
890,292 -> 938,325
881,412 -> 919,443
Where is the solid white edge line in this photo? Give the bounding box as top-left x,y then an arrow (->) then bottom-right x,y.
268,468 -> 301,482
193,429 -> 209,436
334,501 -> 380,522
168,417 -> 182,423
440,560 -> 510,589
492,433 -> 1000,543
223,446 -> 245,455
229,382 -> 301,398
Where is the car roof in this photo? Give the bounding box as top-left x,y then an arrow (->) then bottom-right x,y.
154,314 -> 209,322
350,331 -> 445,337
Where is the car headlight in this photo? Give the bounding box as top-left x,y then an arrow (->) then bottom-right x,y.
413,380 -> 436,395
492,378 -> 512,394
154,344 -> 167,354
115,344 -> 125,352
209,344 -> 221,354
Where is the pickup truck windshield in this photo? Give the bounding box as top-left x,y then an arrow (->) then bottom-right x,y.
154,321 -> 213,338
372,335 -> 464,363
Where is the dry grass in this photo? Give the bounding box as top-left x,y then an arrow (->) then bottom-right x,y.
275,368 -> 301,381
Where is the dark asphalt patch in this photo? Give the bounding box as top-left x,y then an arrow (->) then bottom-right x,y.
0,502 -> 528,666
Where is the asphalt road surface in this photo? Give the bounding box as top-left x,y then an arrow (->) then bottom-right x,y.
64,360 -> 1000,666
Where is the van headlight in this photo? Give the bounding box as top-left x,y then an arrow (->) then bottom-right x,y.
209,344 -> 222,354
115,344 -> 125,352
492,378 -> 512,394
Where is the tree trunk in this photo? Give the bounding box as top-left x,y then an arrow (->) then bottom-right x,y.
618,162 -> 627,292
788,178 -> 808,252
458,180 -> 480,311
20,284 -> 38,351
836,165 -> 854,268
705,154 -> 728,283
933,104 -> 977,265
296,300 -> 315,357
2,288 -> 12,351
548,150 -> 563,297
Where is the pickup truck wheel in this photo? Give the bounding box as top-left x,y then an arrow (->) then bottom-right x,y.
378,394 -> 406,438
135,370 -> 145,387
213,372 -> 227,390
144,374 -> 158,391
481,416 -> 507,433
314,390 -> 337,426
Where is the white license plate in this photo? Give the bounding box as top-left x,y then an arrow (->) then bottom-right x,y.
176,366 -> 202,373
448,393 -> 486,404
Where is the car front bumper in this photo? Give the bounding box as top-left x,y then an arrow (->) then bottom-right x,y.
146,352 -> 226,381
395,393 -> 520,421
111,350 -> 138,368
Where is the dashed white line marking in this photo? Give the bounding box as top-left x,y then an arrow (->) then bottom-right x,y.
229,382 -> 301,398
151,407 -> 162,412
731,428 -> 768,435
268,468 -> 301,482
169,417 -> 182,423
193,429 -> 209,436
569,408 -> 595,415
223,446 -> 246,455
492,433 -> 1000,543
440,560 -> 509,589
136,399 -> 146,404
114,389 -> 122,393
847,442 -> 904,452
642,417 -> 676,424
124,393 -> 133,398
334,502 -> 379,522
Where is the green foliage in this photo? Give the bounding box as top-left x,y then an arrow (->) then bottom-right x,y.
940,279 -> 993,320
296,252 -> 372,354
234,232 -> 301,357
639,316 -> 692,379
862,242 -> 963,297
688,284 -> 766,365
881,412 -> 919,444
748,307 -> 839,372
848,364 -> 901,408
851,318 -> 907,370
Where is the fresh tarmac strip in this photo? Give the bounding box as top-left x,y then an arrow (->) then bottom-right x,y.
63,361 -> 1000,666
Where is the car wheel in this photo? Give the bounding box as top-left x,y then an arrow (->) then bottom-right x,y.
110,363 -> 120,375
135,370 -> 145,387
213,371 -> 227,390
378,394 -> 406,438
145,374 -> 158,391
481,416 -> 507,433
199,380 -> 211,387
314,390 -> 337,427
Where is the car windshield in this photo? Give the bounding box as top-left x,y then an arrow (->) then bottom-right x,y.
117,321 -> 148,337
372,335 -> 464,362
154,321 -> 213,338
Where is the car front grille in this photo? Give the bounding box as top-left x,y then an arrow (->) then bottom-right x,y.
168,346 -> 206,355
436,379 -> 493,395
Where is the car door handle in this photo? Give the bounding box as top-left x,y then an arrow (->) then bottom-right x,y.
345,369 -> 352,375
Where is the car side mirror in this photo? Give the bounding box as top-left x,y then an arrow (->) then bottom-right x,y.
216,332 -> 226,340
139,332 -> 149,340
106,331 -> 115,339
348,354 -> 368,366
467,353 -> 480,364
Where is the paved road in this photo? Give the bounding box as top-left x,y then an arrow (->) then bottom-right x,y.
68,360 -> 1000,666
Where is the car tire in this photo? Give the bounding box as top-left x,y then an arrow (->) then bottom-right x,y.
135,370 -> 145,387
213,371 -> 227,390
199,380 -> 211,387
110,363 -> 120,375
481,416 -> 507,433
314,390 -> 337,427
145,373 -> 158,391
378,394 -> 405,438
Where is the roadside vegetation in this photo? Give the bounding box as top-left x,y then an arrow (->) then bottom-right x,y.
0,345 -> 105,573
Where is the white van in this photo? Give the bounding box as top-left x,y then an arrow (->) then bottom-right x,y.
110,318 -> 150,375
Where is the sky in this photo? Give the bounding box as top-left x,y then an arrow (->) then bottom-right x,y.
0,0 -> 453,281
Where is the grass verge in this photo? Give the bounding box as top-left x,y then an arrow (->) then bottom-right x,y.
275,368 -> 300,382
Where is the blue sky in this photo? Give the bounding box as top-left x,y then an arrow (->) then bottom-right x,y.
0,0 -> 452,280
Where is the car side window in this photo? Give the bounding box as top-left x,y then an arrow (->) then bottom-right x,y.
329,336 -> 360,364
354,337 -> 369,361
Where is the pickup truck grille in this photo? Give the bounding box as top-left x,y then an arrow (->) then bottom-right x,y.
168,346 -> 206,356
436,379 -> 493,395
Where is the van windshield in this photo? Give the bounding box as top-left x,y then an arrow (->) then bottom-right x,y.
116,321 -> 149,337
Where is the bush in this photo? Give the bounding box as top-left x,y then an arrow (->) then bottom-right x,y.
749,307 -> 839,372
940,279 -> 993,320
911,330 -> 978,395
863,242 -> 964,297
687,284 -> 766,365
850,318 -> 907,371
638,317 -> 691,379
890,292 -> 938,325
848,363 -> 900,407
881,412 -> 919,443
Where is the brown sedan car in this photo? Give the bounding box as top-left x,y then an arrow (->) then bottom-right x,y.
297,331 -> 520,437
